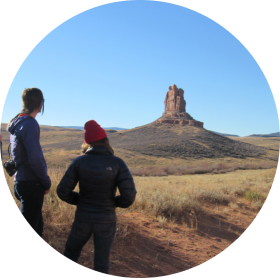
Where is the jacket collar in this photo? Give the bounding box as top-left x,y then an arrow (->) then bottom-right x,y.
85,145 -> 113,156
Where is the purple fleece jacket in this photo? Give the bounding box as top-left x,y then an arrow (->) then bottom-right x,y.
7,115 -> 51,190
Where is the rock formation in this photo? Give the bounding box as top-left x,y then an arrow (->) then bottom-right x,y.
164,84 -> 186,113
155,85 -> 204,127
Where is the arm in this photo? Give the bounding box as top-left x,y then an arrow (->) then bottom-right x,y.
0,134 -> 2,158
20,120 -> 51,190
57,160 -> 79,205
115,159 -> 137,208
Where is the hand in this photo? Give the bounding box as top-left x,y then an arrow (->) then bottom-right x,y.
45,189 -> 51,195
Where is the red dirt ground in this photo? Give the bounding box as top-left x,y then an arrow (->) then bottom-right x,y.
43,203 -> 258,277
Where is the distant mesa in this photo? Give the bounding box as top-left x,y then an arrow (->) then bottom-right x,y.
246,132 -> 280,138
155,84 -> 204,128
211,131 -> 240,137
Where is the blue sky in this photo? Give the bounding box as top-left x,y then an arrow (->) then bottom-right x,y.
1,1 -> 279,136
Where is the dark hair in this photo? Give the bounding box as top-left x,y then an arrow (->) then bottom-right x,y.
81,137 -> 114,154
7,88 -> 44,128
21,88 -> 44,115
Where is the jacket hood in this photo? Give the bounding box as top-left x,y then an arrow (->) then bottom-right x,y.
7,115 -> 33,134
85,145 -> 113,155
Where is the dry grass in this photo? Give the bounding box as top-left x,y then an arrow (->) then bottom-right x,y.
4,166 -> 276,228
121,168 -> 276,226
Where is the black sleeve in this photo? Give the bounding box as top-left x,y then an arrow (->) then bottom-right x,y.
115,159 -> 137,208
57,160 -> 79,205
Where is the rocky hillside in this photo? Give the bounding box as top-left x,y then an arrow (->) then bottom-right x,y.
108,123 -> 266,159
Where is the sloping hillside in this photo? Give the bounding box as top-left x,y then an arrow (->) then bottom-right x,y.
108,123 -> 266,159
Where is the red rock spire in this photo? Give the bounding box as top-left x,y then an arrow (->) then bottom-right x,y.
155,85 -> 204,128
164,84 -> 186,113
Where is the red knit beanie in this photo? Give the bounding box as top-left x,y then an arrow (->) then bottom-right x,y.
84,120 -> 107,143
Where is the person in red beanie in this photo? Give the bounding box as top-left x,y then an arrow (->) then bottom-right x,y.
57,120 -> 137,274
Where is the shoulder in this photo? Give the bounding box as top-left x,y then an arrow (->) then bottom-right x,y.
68,154 -> 87,167
111,155 -> 129,170
23,117 -> 38,127
112,155 -> 125,163
8,116 -> 37,134
18,117 -> 38,131
20,118 -> 39,135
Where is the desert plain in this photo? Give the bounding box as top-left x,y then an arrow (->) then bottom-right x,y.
1,122 -> 279,277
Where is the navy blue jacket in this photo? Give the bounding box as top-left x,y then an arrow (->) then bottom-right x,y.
8,115 -> 51,190
57,146 -> 137,223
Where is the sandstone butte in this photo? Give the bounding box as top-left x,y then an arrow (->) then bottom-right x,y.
155,84 -> 204,128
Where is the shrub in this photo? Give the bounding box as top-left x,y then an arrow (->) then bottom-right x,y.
147,166 -> 168,176
194,188 -> 231,204
190,165 -> 214,175
229,202 -> 239,210
164,166 -> 183,175
232,187 -> 247,196
251,201 -> 263,209
130,168 -> 145,176
213,163 -> 228,170
244,190 -> 265,202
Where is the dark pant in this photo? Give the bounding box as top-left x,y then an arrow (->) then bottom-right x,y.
14,180 -> 45,237
64,221 -> 116,274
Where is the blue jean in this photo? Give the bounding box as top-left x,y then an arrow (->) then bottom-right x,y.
64,221 -> 116,274
14,180 -> 45,236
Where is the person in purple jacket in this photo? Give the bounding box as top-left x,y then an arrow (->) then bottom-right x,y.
7,88 -> 51,237
0,134 -> 2,158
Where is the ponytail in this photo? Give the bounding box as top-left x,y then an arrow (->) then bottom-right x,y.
6,113 -> 20,130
